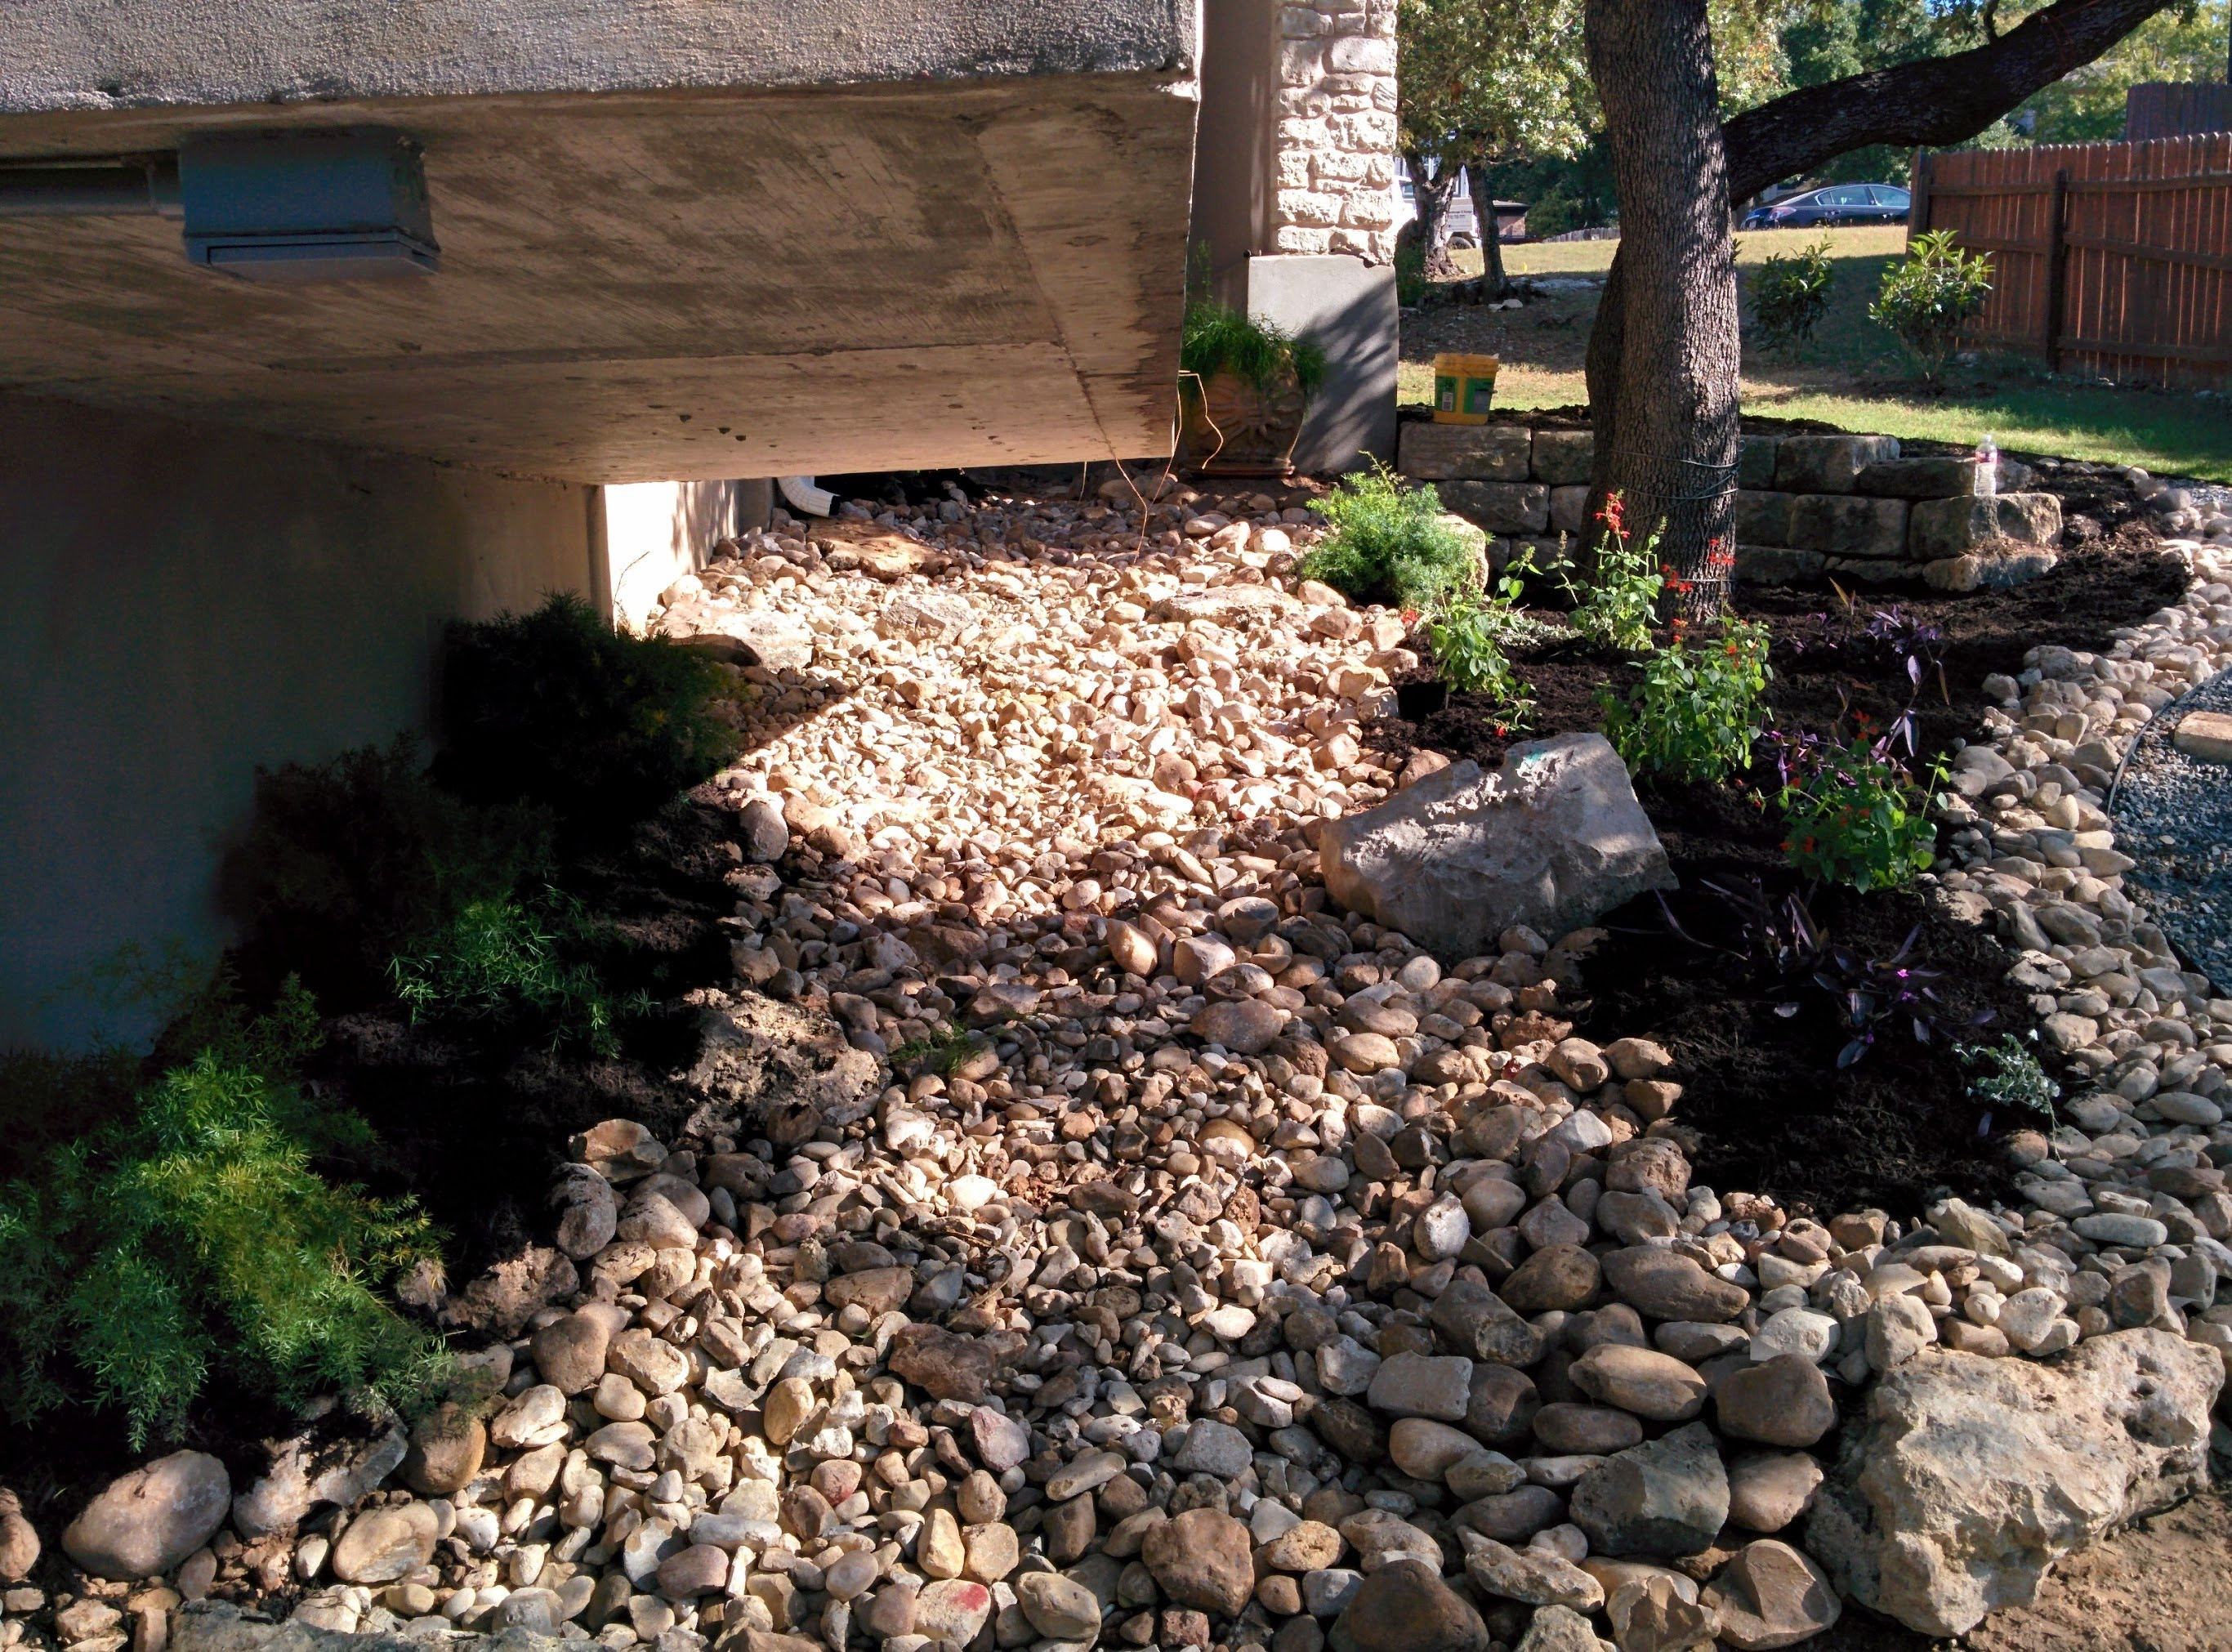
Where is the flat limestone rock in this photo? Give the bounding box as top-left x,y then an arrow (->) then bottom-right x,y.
2172,709 -> 2232,762
1806,1329 -> 2221,1636
1319,733 -> 1674,959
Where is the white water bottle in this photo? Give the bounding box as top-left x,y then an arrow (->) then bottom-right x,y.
1975,434 -> 1998,498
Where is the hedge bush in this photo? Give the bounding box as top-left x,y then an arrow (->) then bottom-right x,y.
437,593 -> 742,831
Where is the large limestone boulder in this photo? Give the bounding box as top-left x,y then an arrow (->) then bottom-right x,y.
1319,733 -> 1674,958
689,993 -> 882,1129
1805,1329 -> 2221,1636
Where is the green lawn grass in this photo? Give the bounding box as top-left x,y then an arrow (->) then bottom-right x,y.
1404,226 -> 2232,481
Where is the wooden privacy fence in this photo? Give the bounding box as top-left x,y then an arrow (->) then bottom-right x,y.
1912,135 -> 2232,389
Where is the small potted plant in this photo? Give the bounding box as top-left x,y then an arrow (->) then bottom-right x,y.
1178,294 -> 1328,476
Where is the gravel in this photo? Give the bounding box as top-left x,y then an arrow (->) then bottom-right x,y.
11,489 -> 2231,1652
2109,665 -> 2232,993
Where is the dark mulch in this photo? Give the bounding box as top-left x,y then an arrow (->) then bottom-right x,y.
1374,532 -> 2189,1217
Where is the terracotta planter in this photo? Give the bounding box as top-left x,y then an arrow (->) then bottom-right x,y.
1179,366 -> 1310,476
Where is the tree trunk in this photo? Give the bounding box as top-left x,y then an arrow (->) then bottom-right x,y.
1583,0 -> 1740,619
1480,204 -> 1510,297
1405,152 -> 1467,281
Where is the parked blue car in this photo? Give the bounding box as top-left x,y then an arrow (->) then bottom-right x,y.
1743,184 -> 1912,230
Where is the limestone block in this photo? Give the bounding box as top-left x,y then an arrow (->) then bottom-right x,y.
1774,433 -> 1900,494
1530,428 -> 1595,485
1329,36 -> 1395,73
1907,493 -> 2064,560
1855,454 -> 2033,498
1489,536 -> 1572,577
2172,711 -> 2232,762
1823,556 -> 1912,586
1736,434 -> 1780,489
1788,494 -> 1910,559
1855,456 -> 1980,499
1399,422 -> 1531,481
1734,491 -> 1794,547
1921,547 -> 2057,593
1442,480 -> 1549,536
1549,485 -> 1590,535
1734,547 -> 1826,587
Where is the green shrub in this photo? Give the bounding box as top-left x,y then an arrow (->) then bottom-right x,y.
1300,464 -> 1483,611
389,894 -> 643,1057
1779,737 -> 1940,891
1181,299 -> 1328,399
1598,616 -> 1771,784
1561,493 -> 1664,652
222,738 -> 555,1005
1960,1033 -> 2060,1131
1423,599 -> 1536,727
1870,229 -> 1993,382
438,593 -> 743,830
1393,229 -> 1431,309
1750,237 -> 1834,352
0,1044 -> 446,1449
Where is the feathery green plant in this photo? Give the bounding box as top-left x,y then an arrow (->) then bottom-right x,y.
0,1009 -> 448,1449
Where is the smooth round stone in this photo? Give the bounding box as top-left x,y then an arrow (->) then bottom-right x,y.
1533,1403 -> 1644,1455
1727,1454 -> 1824,1534
1716,1354 -> 1837,1449
1016,1572 -> 1103,1641
1389,1419 -> 1484,1481
331,1505 -> 440,1585
2152,1090 -> 2223,1125
825,1551 -> 881,1601
1654,1322 -> 1750,1362
1569,1345 -> 1707,1422
1748,1307 -> 1838,1364
2073,1212 -> 2170,1248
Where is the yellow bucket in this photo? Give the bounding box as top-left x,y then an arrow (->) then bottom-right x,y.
1433,353 -> 1499,424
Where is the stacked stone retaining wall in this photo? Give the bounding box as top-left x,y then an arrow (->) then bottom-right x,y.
1397,422 -> 2066,594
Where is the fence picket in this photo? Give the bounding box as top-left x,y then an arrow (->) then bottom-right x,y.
1920,135 -> 2230,389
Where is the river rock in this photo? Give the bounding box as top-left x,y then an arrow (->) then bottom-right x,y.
64,1452 -> 232,1581
1457,1533 -> 1604,1610
1725,1453 -> 1823,1534
1601,1248 -> 1750,1323
1337,1557 -> 1489,1652
1318,734 -> 1676,958
1141,1507 -> 1255,1614
1700,1541 -> 1840,1650
1806,1329 -> 2222,1636
1714,1355 -> 1835,1449
1368,1353 -> 1475,1420
1433,1280 -> 1547,1366
1569,1345 -> 1707,1421
1570,1423 -> 1728,1557
330,1502 -> 440,1584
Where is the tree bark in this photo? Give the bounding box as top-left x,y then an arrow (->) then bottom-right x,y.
1722,0 -> 2175,201
1583,0 -> 1740,618
1580,0 -> 2173,618
1480,202 -> 1510,297
1404,152 -> 1467,281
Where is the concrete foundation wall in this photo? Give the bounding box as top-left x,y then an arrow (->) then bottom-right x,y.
605,478 -> 773,631
1247,252 -> 1396,473
0,390 -> 594,1049
0,0 -> 1199,109
0,76 -> 1198,480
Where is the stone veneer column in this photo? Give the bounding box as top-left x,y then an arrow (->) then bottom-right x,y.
1271,0 -> 1399,264
1189,0 -> 1399,474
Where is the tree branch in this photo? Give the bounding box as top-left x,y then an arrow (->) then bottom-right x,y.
1721,0 -> 2173,202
